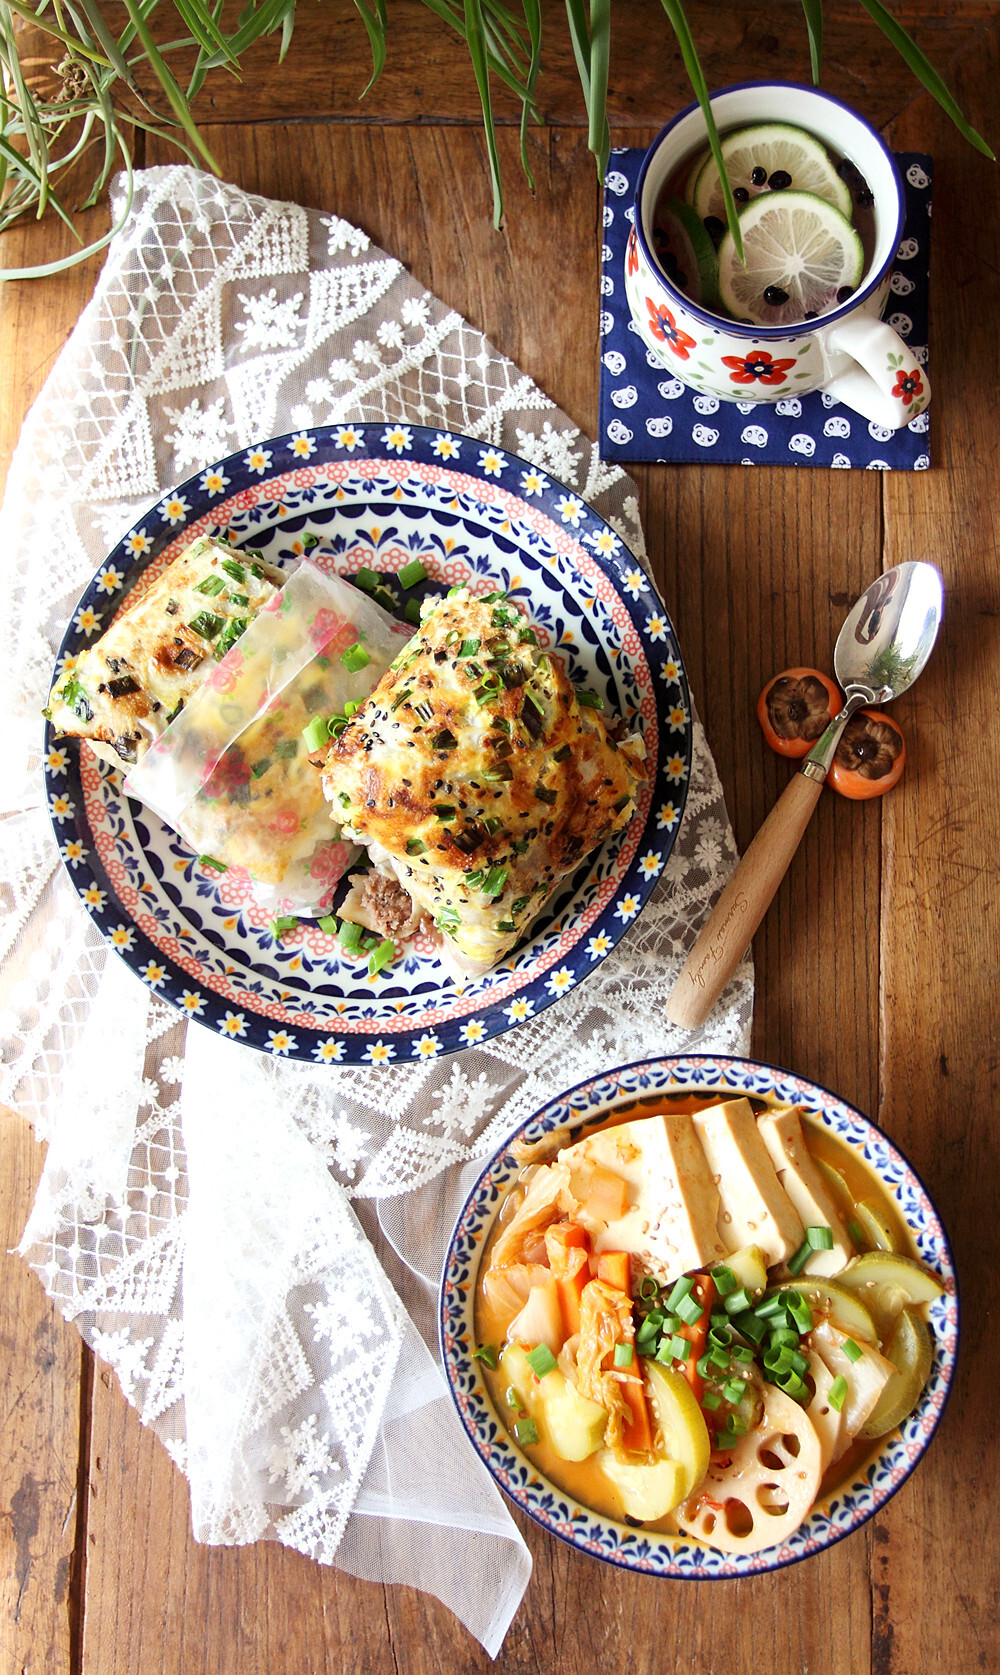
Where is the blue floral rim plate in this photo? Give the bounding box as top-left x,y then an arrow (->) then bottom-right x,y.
439,1055 -> 958,1577
44,424 -> 692,1066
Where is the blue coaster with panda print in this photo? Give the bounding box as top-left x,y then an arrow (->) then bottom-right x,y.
599,148 -> 931,469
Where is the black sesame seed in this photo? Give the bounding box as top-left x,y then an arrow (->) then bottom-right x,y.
857,187 -> 874,206
769,169 -> 792,190
837,285 -> 855,303
733,185 -> 749,204
750,165 -> 767,186
703,216 -> 724,240
763,285 -> 789,306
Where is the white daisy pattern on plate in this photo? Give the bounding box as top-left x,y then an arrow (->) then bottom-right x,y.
656,801 -> 680,830
364,1040 -> 396,1065
200,467 -> 230,496
555,494 -> 585,526
110,924 -> 136,950
181,990 -> 206,1015
668,704 -> 688,732
459,1020 -> 487,1045
614,893 -> 641,923
82,884 -> 106,910
586,528 -> 622,557
639,851 -> 663,878
245,446 -> 273,474
141,961 -> 166,986
433,433 -> 461,460
546,967 -> 574,997
46,748 -> 68,774
382,424 -> 412,455
95,566 -> 124,594
312,1038 -> 345,1063
478,448 -> 505,478
334,426 -> 364,452
623,568 -> 648,599
161,494 -> 190,525
267,1028 -> 297,1055
60,840 -> 87,866
520,469 -> 548,497
647,615 -> 667,642
74,606 -> 101,636
288,432 -> 316,459
122,528 -> 150,557
660,658 -> 680,683
219,1011 -> 247,1038
666,755 -> 687,784
586,932 -> 612,960
50,795 -> 74,822
505,997 -> 534,1024
413,1032 -> 443,1059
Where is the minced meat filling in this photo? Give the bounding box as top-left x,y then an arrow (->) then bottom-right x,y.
360,870 -> 417,939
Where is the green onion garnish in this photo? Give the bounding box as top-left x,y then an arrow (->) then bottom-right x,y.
505,1385 -> 524,1412
367,939 -> 395,976
221,558 -> 246,583
391,687 -> 413,711
638,1277 -> 659,1301
435,906 -> 461,932
513,1417 -> 539,1446
271,915 -> 298,937
666,1276 -> 695,1311
654,1338 -> 674,1365
576,689 -> 604,710
459,637 -> 481,657
482,816 -> 503,835
731,1310 -> 767,1346
755,1295 -> 787,1320
842,1338 -> 863,1364
189,610 -> 224,640
535,785 -> 558,806
512,838 -> 529,855
806,1225 -> 835,1250
722,1287 -> 754,1316
525,1342 -> 558,1377
669,1334 -> 691,1361
317,915 -> 338,935
354,567 -> 381,593
787,1240 -> 813,1276
696,1353 -> 715,1379
447,584 -> 465,597
302,715 -> 330,753
480,589 -> 506,603
433,730 -> 458,751
828,1375 -> 848,1412
397,559 -> 427,588
338,920 -> 363,953
613,1343 -> 633,1369
731,1344 -> 754,1364
472,1343 -> 499,1368
722,1378 -> 747,1405
406,838 -> 427,856
195,574 -> 226,596
777,1370 -> 809,1401
362,934 -> 380,951
273,739 -> 298,760
483,866 -> 508,898
341,642 -> 372,672
702,1390 -> 722,1411
711,1265 -> 738,1297
232,593 -> 249,608
251,758 -> 271,778
198,854 -> 227,872
524,690 -> 544,716
433,804 -> 456,822
551,744 -> 572,762
708,1324 -> 733,1350
302,533 -> 319,551
497,920 -> 516,933
785,1292 -> 814,1334
405,597 -> 422,624
769,1327 -> 798,1350
519,627 -> 538,646
675,1294 -> 704,1328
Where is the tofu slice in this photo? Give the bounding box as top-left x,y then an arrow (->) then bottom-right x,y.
691,1098 -> 804,1266
756,1106 -> 853,1277
559,1115 -> 727,1285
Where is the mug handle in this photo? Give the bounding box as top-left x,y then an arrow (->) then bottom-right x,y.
820,315 -> 930,432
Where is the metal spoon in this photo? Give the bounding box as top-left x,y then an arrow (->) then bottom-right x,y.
666,561 -> 944,1031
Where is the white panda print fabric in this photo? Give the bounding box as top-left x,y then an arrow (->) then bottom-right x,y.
598,147 -> 933,470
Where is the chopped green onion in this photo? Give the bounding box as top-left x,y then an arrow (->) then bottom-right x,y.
654,1339 -> 675,1365
433,804 -> 456,822
483,866 -> 508,898
480,590 -> 506,603
459,637 -> 481,658
302,715 -> 330,753
405,597 -> 422,624
828,1375 -> 849,1412
666,1276 -> 695,1311
702,1390 -> 722,1411
471,1343 -> 498,1368
271,915 -> 298,937
354,567 -> 381,593
576,689 -> 604,710
513,1417 -> 539,1447
367,939 -> 396,976
251,758 -> 271,779
447,584 -> 466,597
613,1343 -> 634,1369
482,816 -> 503,835
435,906 -> 461,932
232,594 -> 249,608
722,1378 -> 747,1405
711,1265 -> 738,1297
777,1370 -> 809,1401
519,627 -> 538,646
221,558 -> 246,583
273,739 -> 298,760
497,921 -> 516,933
338,920 -> 363,953
505,1385 -> 524,1412
842,1338 -> 863,1364
551,744 -> 572,762
535,785 -> 558,806
527,1344 -> 558,1378
785,1292 -> 814,1334
317,915 -> 338,935
806,1225 -> 835,1251
722,1287 -> 754,1316
198,854 -> 227,872
708,1324 -> 733,1349
406,838 -> 427,856
189,610 -> 224,640
714,1428 -> 739,1451
524,690 -> 544,717
755,1294 -> 787,1320
769,1327 -> 798,1351
391,687 -> 413,711
638,1277 -> 659,1301
195,574 -> 226,596
302,533 -> 319,551
362,934 -> 380,951
398,559 -> 427,588
341,642 -> 372,672
731,1344 -> 754,1364
669,1334 -> 692,1361
696,1353 -> 715,1379
707,1346 -> 730,1371
787,1240 -> 813,1276
675,1293 -> 704,1328
731,1309 -> 767,1345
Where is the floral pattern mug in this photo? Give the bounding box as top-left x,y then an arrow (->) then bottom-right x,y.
625,82 -> 929,431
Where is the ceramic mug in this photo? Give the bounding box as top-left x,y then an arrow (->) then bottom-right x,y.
625,81 -> 929,431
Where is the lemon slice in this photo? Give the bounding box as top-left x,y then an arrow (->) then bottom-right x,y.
693,122 -> 852,223
717,190 -> 864,327
653,196 -> 720,309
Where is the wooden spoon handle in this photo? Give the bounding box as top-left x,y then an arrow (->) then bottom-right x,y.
665,770 -> 825,1031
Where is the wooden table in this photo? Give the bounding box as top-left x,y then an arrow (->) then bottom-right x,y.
3,5 -> 998,1670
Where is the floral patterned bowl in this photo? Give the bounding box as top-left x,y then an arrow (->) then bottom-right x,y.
45,425 -> 692,1065
439,1054 -> 958,1576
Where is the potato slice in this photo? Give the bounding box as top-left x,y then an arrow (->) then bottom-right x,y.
857,1309 -> 934,1440
500,1343 -> 607,1461
676,1385 -> 822,1555
641,1360 -> 711,1498
723,1243 -> 768,1296
836,1253 -> 944,1342
769,1277 -> 878,1344
599,1451 -> 687,1521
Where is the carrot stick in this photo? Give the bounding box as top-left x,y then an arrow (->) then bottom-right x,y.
596,1250 -> 631,1294
676,1273 -> 716,1404
545,1222 -> 591,1336
621,1373 -> 653,1454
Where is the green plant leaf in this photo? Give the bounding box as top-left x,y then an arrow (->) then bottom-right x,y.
352,0 -> 387,97
119,0 -> 219,169
800,0 -> 823,84
588,0 -> 611,182
518,0 -> 542,189
464,0 -> 504,227
855,0 -> 994,159
658,0 -> 744,262
0,130 -> 134,277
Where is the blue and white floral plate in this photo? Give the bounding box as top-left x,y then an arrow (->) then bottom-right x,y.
440,1055 -> 958,1576
44,425 -> 691,1065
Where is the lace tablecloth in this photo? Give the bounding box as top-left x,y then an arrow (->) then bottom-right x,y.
0,166 -> 752,1655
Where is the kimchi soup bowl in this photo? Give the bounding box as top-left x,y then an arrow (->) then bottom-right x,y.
439,1055 -> 957,1577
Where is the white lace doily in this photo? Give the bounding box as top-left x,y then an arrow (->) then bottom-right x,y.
1,165 -> 752,1656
